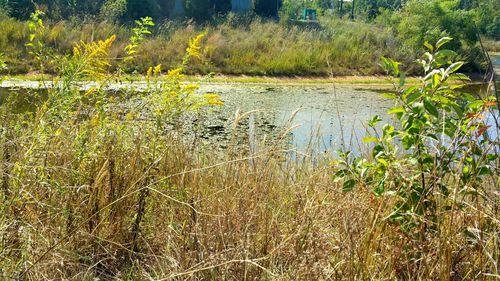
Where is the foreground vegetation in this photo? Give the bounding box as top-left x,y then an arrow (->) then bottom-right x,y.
1,12 -> 499,280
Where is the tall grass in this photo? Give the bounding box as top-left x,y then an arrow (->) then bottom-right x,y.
0,15 -> 411,77
1,88 -> 498,279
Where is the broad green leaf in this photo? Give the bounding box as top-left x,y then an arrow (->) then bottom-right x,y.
432,73 -> 441,88
424,98 -> 439,118
382,93 -> 397,99
435,49 -> 457,61
332,169 -> 348,182
449,73 -> 471,81
343,179 -> 356,192
446,62 -> 464,74
436,37 -> 452,50
467,100 -> 484,109
374,181 -> 385,197
406,91 -> 422,104
388,106 -> 405,115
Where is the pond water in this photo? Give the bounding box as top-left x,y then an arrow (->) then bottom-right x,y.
0,81 -> 396,153
193,84 -> 394,153
0,80 -> 498,155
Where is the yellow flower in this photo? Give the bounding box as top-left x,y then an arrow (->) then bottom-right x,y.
85,88 -> 96,97
90,113 -> 100,127
204,93 -> 224,106
208,99 -> 224,106
125,111 -> 136,121
153,64 -> 162,75
186,32 -> 207,60
167,68 -> 183,77
183,84 -> 199,93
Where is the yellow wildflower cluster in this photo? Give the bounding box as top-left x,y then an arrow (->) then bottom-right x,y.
186,32 -> 207,61
71,35 -> 116,80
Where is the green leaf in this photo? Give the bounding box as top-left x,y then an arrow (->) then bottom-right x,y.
446,62 -> 464,74
424,98 -> 439,118
467,100 -> 484,110
432,72 -> 441,88
406,91 -> 422,104
424,69 -> 439,81
381,57 -> 400,76
374,181 -> 385,196
462,165 -> 470,175
424,41 -> 434,52
399,72 -> 406,87
449,73 -> 471,81
478,166 -> 491,176
368,115 -> 382,127
382,93 -> 397,99
435,49 -> 457,61
401,135 -> 414,149
388,106 -> 405,115
333,169 -> 348,182
343,179 -> 357,192
436,37 -> 453,50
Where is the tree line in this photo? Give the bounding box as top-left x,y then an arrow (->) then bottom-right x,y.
0,0 -> 282,21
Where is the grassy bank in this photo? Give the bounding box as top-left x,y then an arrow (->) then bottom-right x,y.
0,14 -> 439,77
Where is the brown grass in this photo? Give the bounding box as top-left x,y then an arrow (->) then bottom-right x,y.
1,109 -> 498,280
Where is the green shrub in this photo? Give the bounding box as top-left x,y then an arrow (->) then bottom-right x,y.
334,38 -> 498,275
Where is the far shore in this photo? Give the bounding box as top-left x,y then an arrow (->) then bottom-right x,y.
2,72 -> 495,88
1,73 -> 431,86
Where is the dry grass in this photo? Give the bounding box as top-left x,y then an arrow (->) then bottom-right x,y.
0,107 -> 498,280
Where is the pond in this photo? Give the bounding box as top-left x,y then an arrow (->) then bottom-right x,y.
193,84 -> 394,153
0,81 -> 395,152
0,80 -> 498,155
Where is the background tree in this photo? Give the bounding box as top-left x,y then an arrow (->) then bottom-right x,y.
125,0 -> 163,20
254,0 -> 280,18
4,0 -> 35,19
183,0 -> 210,21
209,0 -> 231,14
100,0 -> 127,22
